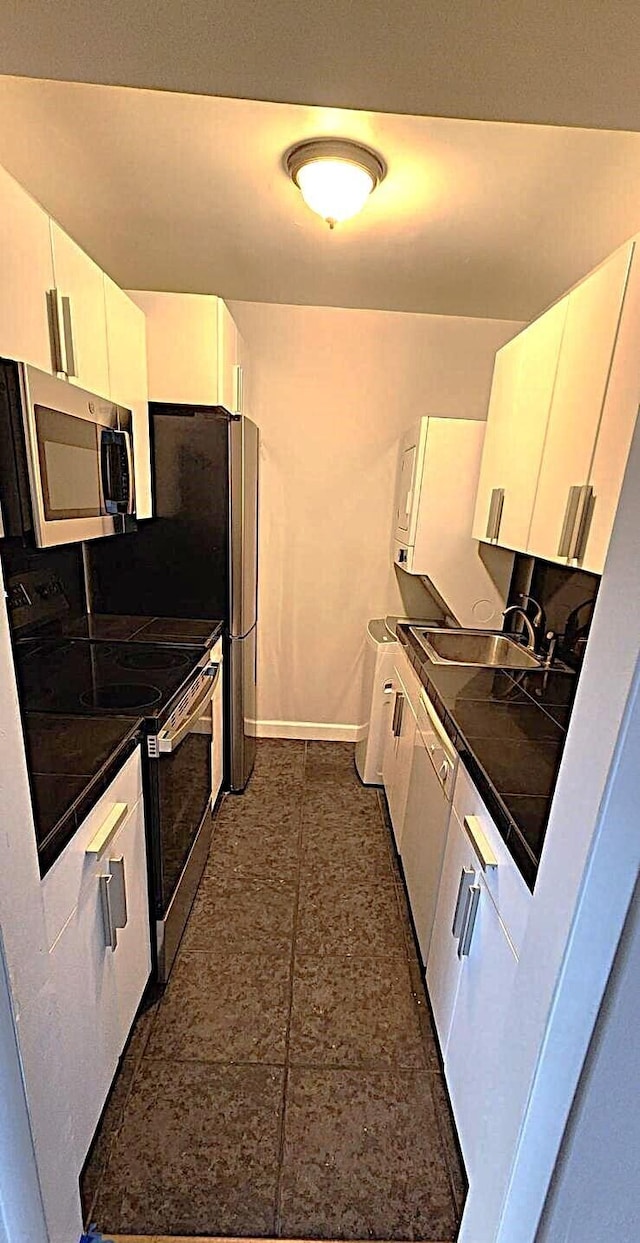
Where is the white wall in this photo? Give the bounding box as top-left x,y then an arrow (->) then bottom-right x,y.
536,880 -> 640,1243
230,300 -> 522,738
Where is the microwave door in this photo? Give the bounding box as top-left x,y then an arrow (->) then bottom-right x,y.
16,363 -> 135,547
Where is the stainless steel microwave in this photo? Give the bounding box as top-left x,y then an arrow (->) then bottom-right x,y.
0,359 -> 136,547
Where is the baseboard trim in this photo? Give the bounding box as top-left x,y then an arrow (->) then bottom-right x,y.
253,719 -> 366,742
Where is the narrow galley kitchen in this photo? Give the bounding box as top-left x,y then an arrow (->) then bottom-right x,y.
83,739 -> 464,1240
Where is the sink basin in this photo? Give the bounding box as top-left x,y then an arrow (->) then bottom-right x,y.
409,627 -> 544,669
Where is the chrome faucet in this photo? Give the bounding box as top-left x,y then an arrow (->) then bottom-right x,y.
502,605 -> 537,652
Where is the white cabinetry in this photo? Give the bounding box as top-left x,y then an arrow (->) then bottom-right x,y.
129,290 -> 244,412
401,688 -> 457,966
104,276 -> 152,518
42,748 -> 150,1171
472,298 -> 567,552
49,222 -> 111,398
218,298 -> 244,414
382,646 -> 421,850
475,238 -> 640,574
426,762 -> 531,1183
393,417 -> 513,628
0,164 -> 54,372
527,242 -> 634,569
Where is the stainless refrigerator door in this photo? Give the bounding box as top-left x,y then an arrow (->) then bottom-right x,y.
229,624 -> 257,790
229,415 -> 259,639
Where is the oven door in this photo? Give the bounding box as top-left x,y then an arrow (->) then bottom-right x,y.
20,363 -> 135,546
153,662 -> 220,980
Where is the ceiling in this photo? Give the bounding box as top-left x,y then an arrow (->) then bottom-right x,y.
2,76 -> 640,320
3,1 -> 640,133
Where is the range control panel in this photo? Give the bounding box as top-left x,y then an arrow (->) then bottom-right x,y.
6,570 -> 70,631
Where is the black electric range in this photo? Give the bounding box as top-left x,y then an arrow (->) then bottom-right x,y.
15,636 -> 205,718
13,626 -> 221,982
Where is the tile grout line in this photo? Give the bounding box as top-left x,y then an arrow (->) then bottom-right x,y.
273,740 -> 308,1237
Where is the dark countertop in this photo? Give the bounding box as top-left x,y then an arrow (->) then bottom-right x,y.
23,712 -> 143,877
398,625 -> 578,889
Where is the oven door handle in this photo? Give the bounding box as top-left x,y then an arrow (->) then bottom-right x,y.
157,664 -> 221,755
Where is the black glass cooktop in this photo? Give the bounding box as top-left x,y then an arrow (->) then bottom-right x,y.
14,638 -> 201,721
57,613 -> 223,647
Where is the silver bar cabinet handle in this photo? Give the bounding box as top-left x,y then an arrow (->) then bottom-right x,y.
570,484 -> 594,561
485,487 -> 505,541
47,288 -> 68,375
557,485 -> 582,558
452,867 -> 475,938
463,815 -> 498,871
458,883 -> 481,959
99,873 -> 117,951
60,295 -> 77,378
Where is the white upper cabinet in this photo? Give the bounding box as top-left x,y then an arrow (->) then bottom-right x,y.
472,298 -> 568,552
393,416 -> 513,628
218,298 -> 244,414
585,244 -> 640,573
475,238 -> 639,575
50,221 -> 111,398
527,241 -> 634,568
104,276 -> 152,518
0,164 -> 54,372
129,291 -> 244,411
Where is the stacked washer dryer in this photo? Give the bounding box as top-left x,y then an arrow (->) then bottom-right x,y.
355,616 -> 440,785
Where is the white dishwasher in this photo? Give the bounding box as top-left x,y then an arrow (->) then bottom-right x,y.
401,687 -> 458,966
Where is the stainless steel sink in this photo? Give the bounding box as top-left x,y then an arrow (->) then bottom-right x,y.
409,627 -> 544,669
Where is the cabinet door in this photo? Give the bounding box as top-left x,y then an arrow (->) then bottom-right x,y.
401,731 -> 452,965
104,276 -> 152,518
473,300 -> 567,552
582,241 -> 640,574
48,852 -> 122,1171
128,290 -> 220,403
425,810 -> 475,1056
394,442 -> 417,540
50,222 -> 110,397
445,870 -> 518,1180
382,664 -> 418,852
0,164 -> 55,371
110,796 -> 151,1043
218,300 -> 240,413
527,243 -> 633,565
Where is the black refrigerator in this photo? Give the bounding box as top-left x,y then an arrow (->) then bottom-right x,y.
87,405 -> 259,790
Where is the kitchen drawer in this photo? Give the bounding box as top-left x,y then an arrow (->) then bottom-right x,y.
452,761 -> 531,953
395,644 -> 423,714
42,747 -> 143,950
48,789 -> 150,1169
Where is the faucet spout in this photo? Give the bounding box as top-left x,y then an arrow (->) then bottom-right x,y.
502,605 -> 537,652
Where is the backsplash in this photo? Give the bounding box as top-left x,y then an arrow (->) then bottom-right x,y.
508,554 -> 600,670
0,541 -> 86,633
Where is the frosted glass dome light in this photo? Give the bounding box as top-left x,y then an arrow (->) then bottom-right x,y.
285,139 -> 386,229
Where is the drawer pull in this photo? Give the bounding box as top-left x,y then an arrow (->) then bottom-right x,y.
458,883 -> 481,959
463,815 -> 498,871
99,855 -> 128,951
86,802 -> 129,859
452,867 -> 475,938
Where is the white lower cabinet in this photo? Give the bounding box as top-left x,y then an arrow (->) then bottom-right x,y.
426,764 -> 531,1185
425,806 -> 476,1056
42,747 -> 150,1171
444,846 -> 518,1178
382,651 -> 421,850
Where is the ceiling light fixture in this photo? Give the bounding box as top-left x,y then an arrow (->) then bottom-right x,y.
285,138 -> 386,229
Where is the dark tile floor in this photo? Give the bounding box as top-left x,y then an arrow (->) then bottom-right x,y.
82,740 -> 466,1240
